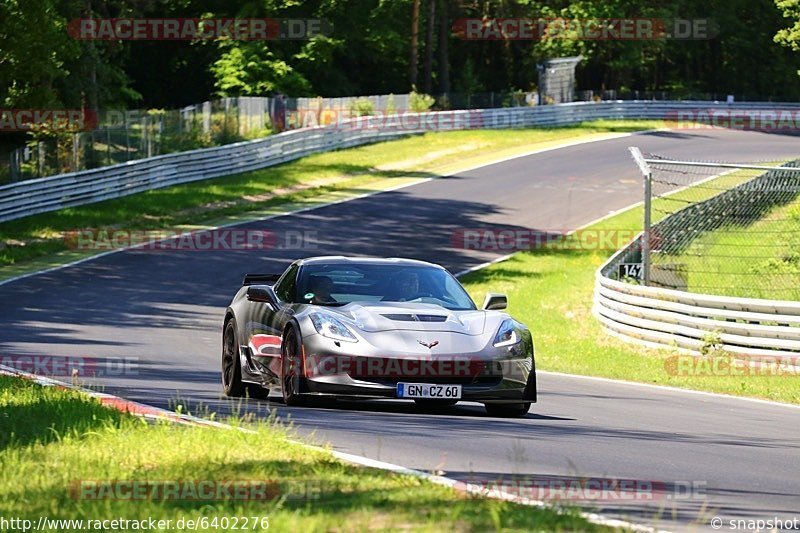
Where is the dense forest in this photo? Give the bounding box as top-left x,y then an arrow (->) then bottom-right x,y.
3,0 -> 800,111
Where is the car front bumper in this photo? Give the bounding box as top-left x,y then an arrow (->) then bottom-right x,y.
301,352 -> 536,403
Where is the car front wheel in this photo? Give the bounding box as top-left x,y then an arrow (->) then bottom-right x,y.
281,325 -> 307,406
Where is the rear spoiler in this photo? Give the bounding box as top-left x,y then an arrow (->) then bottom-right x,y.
242,273 -> 282,286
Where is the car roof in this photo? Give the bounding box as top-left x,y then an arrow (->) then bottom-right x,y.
296,256 -> 443,269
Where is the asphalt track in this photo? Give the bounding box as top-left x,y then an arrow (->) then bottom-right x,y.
2,129 -> 799,532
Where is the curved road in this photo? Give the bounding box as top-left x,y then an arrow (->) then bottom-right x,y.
2,129 -> 799,532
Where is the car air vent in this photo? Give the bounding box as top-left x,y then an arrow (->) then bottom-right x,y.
417,314 -> 447,322
381,314 -> 415,321
381,314 -> 447,322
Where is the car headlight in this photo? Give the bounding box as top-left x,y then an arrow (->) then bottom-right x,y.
494,319 -> 522,347
309,313 -> 358,343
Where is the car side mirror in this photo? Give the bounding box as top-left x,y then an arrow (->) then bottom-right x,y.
482,293 -> 508,310
247,285 -> 278,305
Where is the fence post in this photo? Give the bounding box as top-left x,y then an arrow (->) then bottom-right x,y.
642,170 -> 652,286
10,150 -> 19,182
125,113 -> 131,161
629,147 -> 652,285
37,141 -> 44,178
73,133 -> 79,172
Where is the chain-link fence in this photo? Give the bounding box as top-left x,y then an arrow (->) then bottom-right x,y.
6,98 -> 281,183
7,89 -> 793,184
631,150 -> 800,300
3,91 -> 548,184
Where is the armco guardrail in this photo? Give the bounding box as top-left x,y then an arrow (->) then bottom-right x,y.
594,261 -> 800,357
594,160 -> 800,358
4,100 -> 800,223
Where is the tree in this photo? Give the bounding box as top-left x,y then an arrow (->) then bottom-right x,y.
776,0 -> 800,50
5,0 -> 800,114
0,0 -> 137,109
211,44 -> 312,96
438,0 -> 450,94
424,0 -> 436,93
0,0 -> 80,108
410,0 -> 420,88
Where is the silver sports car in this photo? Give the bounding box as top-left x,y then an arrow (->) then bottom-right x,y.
222,256 -> 536,417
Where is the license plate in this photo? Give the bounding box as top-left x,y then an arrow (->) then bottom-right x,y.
397,383 -> 462,399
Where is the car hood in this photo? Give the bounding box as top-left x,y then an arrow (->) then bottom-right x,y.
321,302 -> 488,336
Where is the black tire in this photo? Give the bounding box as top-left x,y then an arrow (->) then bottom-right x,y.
484,402 -> 531,418
222,319 -> 246,397
281,325 -> 307,406
414,399 -> 458,408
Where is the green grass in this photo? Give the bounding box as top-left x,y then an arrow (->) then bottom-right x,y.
0,119 -> 662,275
0,376 -> 603,532
460,202 -> 800,405
656,195 -> 800,300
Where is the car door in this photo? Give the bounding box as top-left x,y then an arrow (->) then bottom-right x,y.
244,263 -> 299,385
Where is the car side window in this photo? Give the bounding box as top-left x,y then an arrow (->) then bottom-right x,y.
274,264 -> 299,303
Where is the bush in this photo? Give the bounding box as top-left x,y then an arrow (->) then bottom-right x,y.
160,127 -> 212,153
349,98 -> 375,117
409,90 -> 435,112
502,90 -> 527,108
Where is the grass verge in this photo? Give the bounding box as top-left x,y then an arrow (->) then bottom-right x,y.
0,119 -> 662,279
460,201 -> 800,405
657,195 -> 800,300
0,375 -> 604,532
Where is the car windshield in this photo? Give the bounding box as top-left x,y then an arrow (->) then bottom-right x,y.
296,263 -> 476,310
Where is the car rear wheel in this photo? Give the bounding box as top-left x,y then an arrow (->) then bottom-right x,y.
484,402 -> 531,417
281,325 -> 307,406
223,319 -> 270,399
222,319 -> 245,397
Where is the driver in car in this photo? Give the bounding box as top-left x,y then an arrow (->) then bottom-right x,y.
396,271 -> 422,301
309,275 -> 337,304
